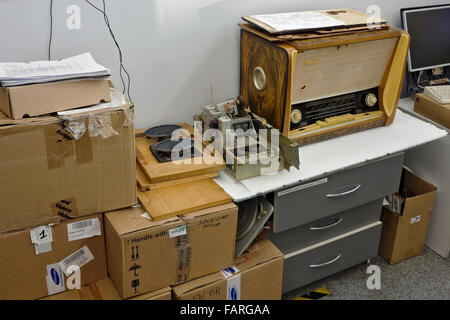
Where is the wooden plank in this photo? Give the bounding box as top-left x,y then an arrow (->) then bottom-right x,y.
136,162 -> 219,192
135,123 -> 225,183
135,147 -> 147,165
148,172 -> 218,191
137,179 -> 232,221
136,162 -> 151,191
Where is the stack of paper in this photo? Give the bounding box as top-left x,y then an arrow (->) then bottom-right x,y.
0,52 -> 111,87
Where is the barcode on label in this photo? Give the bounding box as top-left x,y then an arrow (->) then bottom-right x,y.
61,249 -> 85,267
58,245 -> 94,275
71,220 -> 93,230
67,218 -> 101,242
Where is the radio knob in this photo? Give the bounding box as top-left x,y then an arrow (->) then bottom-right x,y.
365,93 -> 378,107
290,109 -> 302,124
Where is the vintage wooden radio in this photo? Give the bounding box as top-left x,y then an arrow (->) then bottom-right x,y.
240,13 -> 410,145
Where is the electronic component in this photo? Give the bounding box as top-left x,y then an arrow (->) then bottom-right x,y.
196,97 -> 300,180
240,11 -> 410,145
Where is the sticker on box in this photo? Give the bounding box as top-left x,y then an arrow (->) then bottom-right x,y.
169,225 -> 187,238
58,245 -> 94,276
46,263 -> 65,295
67,218 -> 101,242
30,225 -> 53,255
410,215 -> 422,224
220,265 -> 241,300
220,266 -> 239,279
30,225 -> 53,245
226,274 -> 241,300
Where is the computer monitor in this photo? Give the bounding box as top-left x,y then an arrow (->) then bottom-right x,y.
401,4 -> 450,72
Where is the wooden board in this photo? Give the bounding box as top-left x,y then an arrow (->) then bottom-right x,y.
240,30 -> 290,132
291,37 -> 397,104
135,123 -> 225,183
136,163 -> 218,191
137,179 -> 232,221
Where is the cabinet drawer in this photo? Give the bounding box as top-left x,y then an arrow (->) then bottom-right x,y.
267,199 -> 382,253
282,221 -> 382,293
273,153 -> 403,233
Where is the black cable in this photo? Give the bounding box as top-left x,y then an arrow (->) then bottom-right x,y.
47,0 -> 132,102
83,0 -> 132,103
48,0 -> 53,60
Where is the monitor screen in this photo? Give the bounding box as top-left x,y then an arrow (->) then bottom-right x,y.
402,5 -> 450,72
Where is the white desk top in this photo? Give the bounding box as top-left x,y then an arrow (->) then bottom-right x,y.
214,109 -> 448,202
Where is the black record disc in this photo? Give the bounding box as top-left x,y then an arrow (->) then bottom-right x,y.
144,124 -> 181,139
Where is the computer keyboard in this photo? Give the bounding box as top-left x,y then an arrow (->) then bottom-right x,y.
423,85 -> 450,104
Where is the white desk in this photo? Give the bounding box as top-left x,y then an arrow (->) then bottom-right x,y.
398,98 -> 450,258
214,109 -> 447,202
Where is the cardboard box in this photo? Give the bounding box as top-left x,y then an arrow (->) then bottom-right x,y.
379,168 -> 437,264
0,104 -> 136,233
0,213 -> 107,300
414,93 -> 450,129
41,277 -> 171,300
172,238 -> 284,300
105,203 -> 238,298
0,79 -> 111,119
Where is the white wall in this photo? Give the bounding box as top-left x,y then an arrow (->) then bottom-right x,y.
0,0 -> 444,128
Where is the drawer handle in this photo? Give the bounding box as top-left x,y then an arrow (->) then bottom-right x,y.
310,218 -> 343,231
326,184 -> 361,198
310,253 -> 342,268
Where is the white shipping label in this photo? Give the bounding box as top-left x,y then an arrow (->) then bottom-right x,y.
58,245 -> 94,276
220,266 -> 240,279
411,215 -> 422,224
30,225 -> 53,245
278,178 -> 328,196
35,242 -> 52,255
226,274 -> 241,300
169,225 -> 187,238
67,218 -> 101,242
46,263 -> 65,296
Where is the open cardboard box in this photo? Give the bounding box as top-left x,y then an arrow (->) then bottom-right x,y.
379,167 -> 437,264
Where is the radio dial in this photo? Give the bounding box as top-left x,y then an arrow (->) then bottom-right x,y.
290,109 -> 302,124
365,93 -> 378,107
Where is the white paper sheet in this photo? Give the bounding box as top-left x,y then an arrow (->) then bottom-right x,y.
0,52 -> 110,87
249,11 -> 346,32
214,110 -> 448,202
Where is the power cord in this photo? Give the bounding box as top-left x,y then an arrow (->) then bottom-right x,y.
48,0 -> 53,60
48,0 -> 132,103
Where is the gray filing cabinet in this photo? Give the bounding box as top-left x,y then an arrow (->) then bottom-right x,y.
267,152 -> 404,293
